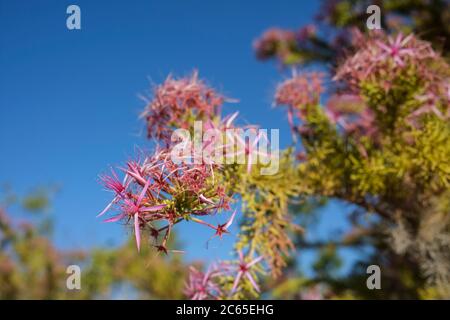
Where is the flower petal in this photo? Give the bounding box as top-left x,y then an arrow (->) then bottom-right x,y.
231,271 -> 243,294
199,194 -> 215,205
140,204 -> 167,212
245,272 -> 260,292
247,255 -> 264,268
134,213 -> 141,252
137,178 -> 152,205
103,212 -> 126,223
224,209 -> 237,230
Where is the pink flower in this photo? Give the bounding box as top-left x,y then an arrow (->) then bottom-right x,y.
185,265 -> 222,300
275,72 -> 324,137
100,168 -> 127,195
335,32 -> 437,89
234,129 -> 271,174
153,244 -> 184,256
179,166 -> 211,192
376,33 -> 415,67
213,209 -> 237,239
104,178 -> 167,252
124,160 -> 148,186
253,25 -> 317,64
253,28 -> 296,61
275,72 -> 323,110
230,251 -> 263,294
199,194 -> 216,205
97,169 -> 130,217
301,285 -> 323,300
191,209 -> 237,241
99,147 -> 233,254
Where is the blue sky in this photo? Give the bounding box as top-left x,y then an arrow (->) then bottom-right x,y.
0,1 -> 361,273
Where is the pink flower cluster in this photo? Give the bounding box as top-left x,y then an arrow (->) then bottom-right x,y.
228,251 -> 264,294
141,71 -> 225,143
272,68 -> 380,153
334,32 -> 437,90
184,265 -> 223,300
172,109 -> 270,174
185,251 -> 264,299
274,72 -> 324,133
99,71 -> 274,255
253,25 -> 316,62
253,28 -> 296,61
275,72 -> 323,109
98,148 -> 234,253
335,31 -> 449,125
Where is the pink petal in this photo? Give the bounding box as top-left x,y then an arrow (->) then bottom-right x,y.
376,40 -> 391,53
252,132 -> 262,147
134,213 -> 141,252
163,167 -> 181,182
245,273 -> 260,292
137,178 -> 152,205
246,153 -> 253,173
394,56 -> 405,66
103,212 -> 126,223
238,250 -> 244,262
231,271 -> 243,294
224,112 -> 239,127
430,106 -> 444,119
395,33 -> 403,46
224,209 -> 237,230
125,169 -> 147,186
97,198 -> 115,217
199,194 -> 215,205
247,255 -> 264,268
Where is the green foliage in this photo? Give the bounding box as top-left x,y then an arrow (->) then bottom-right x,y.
253,0 -> 450,299
0,191 -> 189,299
232,150 -> 303,277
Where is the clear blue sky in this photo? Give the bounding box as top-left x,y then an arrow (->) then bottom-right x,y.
0,1 -> 360,272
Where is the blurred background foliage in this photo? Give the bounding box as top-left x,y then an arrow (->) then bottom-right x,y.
252,0 -> 450,300
0,187 -> 188,299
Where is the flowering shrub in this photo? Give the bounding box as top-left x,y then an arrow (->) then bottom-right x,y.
99,2 -> 450,299
184,265 -> 223,300
141,72 -> 226,144
99,149 -> 233,253
251,0 -> 450,299
100,66 -> 300,298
